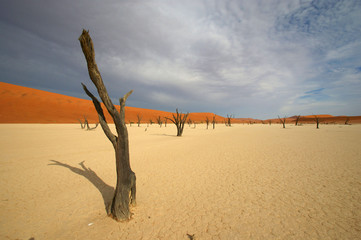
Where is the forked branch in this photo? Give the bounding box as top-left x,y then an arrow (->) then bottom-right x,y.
82,83 -> 117,145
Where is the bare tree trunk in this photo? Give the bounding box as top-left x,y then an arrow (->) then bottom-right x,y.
212,115 -> 216,129
226,114 -> 232,127
205,117 -> 209,129
157,116 -> 162,127
86,122 -> 99,130
166,108 -> 189,136
78,118 -> 86,129
187,118 -> 192,127
278,115 -> 286,128
295,115 -> 301,126
79,30 -> 136,221
136,114 -> 142,127
314,115 -> 320,129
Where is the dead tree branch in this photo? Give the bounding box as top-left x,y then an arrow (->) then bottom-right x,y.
166,108 -> 189,136
79,29 -> 136,221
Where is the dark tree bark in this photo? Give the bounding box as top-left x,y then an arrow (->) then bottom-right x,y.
269,120 -> 272,125
295,115 -> 301,126
314,115 -> 320,129
226,114 -> 232,127
78,117 -> 86,129
166,108 -> 189,136
79,30 -> 136,221
136,114 -> 142,127
156,116 -> 162,127
205,117 -> 210,129
345,117 -> 350,125
212,115 -> 216,129
278,115 -> 286,128
187,118 -> 192,127
86,122 -> 99,130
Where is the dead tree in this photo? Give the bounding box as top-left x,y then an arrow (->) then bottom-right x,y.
295,115 -> 301,126
156,116 -> 162,127
226,114 -> 232,127
79,30 -> 136,221
166,108 -> 189,136
86,122 -> 99,130
163,118 -> 167,127
278,115 -> 286,128
205,117 -> 210,129
79,116 -> 99,130
136,114 -> 142,127
212,115 -> 216,129
269,120 -> 272,125
314,115 -> 321,129
149,119 -> 153,125
78,117 -> 86,129
187,118 -> 192,127
345,117 -> 351,125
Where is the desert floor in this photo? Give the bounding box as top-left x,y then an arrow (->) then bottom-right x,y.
0,123 -> 360,240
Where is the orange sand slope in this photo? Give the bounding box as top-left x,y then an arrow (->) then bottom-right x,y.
0,82 -> 226,123
1,82 -> 360,124
1,124 -> 360,239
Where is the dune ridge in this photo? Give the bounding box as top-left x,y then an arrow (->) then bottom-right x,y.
1,82 -> 360,124
0,82 -> 226,124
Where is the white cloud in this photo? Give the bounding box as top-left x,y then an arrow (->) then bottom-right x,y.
1,0 -> 360,118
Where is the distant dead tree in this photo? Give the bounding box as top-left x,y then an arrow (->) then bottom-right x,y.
187,118 -> 192,127
79,30 -> 136,221
294,115 -> 301,126
345,117 -> 351,125
278,115 -> 286,128
78,116 -> 99,130
166,108 -> 189,136
78,117 -> 86,129
136,114 -> 142,127
212,115 -> 216,129
149,119 -> 153,125
205,117 -> 210,129
163,118 -> 167,127
269,120 -> 272,125
86,121 -> 99,130
156,116 -> 162,127
313,115 -> 321,129
226,114 -> 233,127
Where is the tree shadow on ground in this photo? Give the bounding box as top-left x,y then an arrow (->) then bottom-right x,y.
48,160 -> 114,214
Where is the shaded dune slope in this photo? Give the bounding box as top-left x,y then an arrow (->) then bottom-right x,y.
0,82 -> 226,123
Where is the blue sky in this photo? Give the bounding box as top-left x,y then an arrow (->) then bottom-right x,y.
1,0 -> 360,119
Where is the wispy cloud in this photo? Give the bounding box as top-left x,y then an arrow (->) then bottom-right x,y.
0,0 -> 360,118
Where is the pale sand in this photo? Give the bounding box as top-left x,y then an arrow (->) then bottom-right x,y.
0,124 -> 360,239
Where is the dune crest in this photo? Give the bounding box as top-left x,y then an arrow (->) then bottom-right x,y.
0,82 -> 226,124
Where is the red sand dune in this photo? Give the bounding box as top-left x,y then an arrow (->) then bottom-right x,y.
1,82 -> 360,124
0,82 -> 225,124
265,115 -> 361,124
